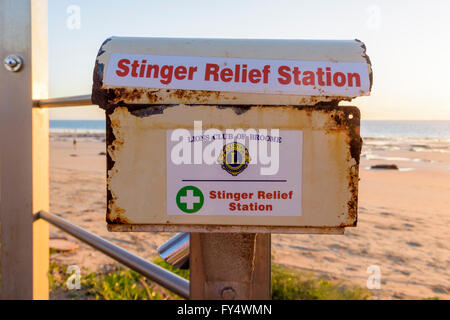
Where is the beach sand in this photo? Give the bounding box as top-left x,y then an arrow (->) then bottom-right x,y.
49,135 -> 450,300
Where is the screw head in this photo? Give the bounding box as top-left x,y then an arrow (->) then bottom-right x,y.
3,54 -> 23,72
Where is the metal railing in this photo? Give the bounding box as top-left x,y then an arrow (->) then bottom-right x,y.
33,94 -> 92,108
35,211 -> 190,298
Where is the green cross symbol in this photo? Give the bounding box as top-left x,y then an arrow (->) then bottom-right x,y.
176,186 -> 204,214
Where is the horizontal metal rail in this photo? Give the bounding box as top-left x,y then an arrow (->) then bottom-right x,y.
33,94 -> 93,108
35,211 -> 190,299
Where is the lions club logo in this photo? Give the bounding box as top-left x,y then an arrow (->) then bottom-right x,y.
218,142 -> 251,176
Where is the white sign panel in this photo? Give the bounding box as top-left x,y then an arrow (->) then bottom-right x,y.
105,53 -> 370,97
166,130 -> 303,217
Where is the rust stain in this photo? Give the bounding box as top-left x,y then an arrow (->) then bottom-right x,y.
105,102 -> 362,122
106,193 -> 130,224
107,216 -> 130,224
300,104 -> 360,227
146,91 -> 162,103
345,161 -> 359,226
93,85 -> 358,110
344,106 -> 361,226
344,117 -> 361,226
110,88 -> 144,104
355,38 -> 373,92
108,224 -> 345,234
104,88 -> 229,106
216,105 -> 251,115
105,109 -> 130,225
168,89 -> 223,103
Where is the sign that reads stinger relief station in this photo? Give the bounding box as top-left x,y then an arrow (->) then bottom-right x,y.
166,129 -> 303,217
105,54 -> 370,97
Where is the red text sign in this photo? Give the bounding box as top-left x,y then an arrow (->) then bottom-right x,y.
105,54 -> 370,97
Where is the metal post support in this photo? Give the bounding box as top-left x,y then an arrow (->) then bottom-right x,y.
0,0 -> 49,299
190,233 -> 271,300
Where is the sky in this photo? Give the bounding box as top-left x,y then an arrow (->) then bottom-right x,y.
48,0 -> 450,120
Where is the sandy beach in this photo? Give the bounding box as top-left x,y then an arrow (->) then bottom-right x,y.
49,133 -> 450,300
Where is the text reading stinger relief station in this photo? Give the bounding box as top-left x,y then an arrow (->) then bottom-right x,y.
105,54 -> 370,97
166,129 -> 303,216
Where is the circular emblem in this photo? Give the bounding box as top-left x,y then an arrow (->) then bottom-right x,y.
176,186 -> 204,214
218,142 -> 251,176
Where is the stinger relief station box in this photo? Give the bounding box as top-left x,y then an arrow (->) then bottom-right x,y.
91,37 -> 372,234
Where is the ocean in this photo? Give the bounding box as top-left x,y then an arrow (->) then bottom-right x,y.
50,120 -> 105,133
50,120 -> 450,140
360,121 -> 450,140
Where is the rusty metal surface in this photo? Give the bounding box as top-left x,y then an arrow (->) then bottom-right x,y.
190,233 -> 271,299
95,86 -> 354,109
103,104 -> 361,233
107,224 -> 345,234
91,37 -> 372,107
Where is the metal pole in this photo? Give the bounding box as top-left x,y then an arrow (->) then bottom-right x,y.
36,211 -> 190,299
0,0 -> 35,299
33,94 -> 92,108
190,233 -> 271,300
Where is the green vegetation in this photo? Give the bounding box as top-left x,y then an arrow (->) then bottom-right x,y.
49,260 -> 183,300
49,259 -> 372,300
153,257 -> 189,280
271,263 -> 372,300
